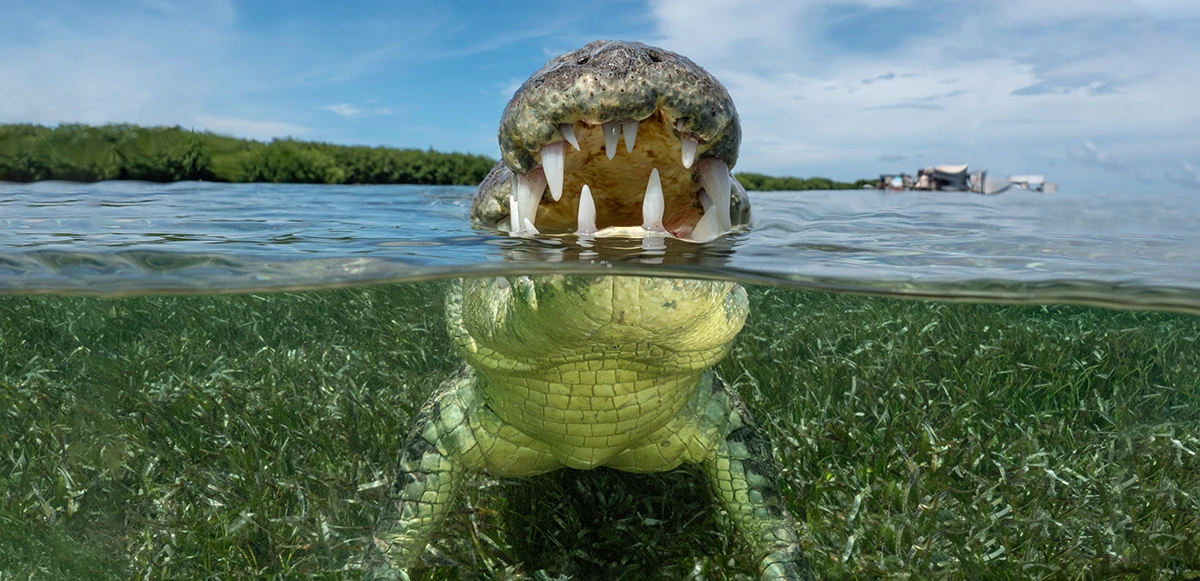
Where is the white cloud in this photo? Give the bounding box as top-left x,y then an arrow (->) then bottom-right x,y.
1134,0 -> 1200,18
139,0 -> 236,21
193,115 -> 306,140
321,103 -> 393,118
1067,141 -> 1126,171
323,103 -> 364,117
985,0 -> 1144,26
1167,162 -> 1200,189
651,0 -> 916,67
651,0 -> 808,64
648,0 -> 1200,190
0,1 -> 323,143
0,2 -> 246,126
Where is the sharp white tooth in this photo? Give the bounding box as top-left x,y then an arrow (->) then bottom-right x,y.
540,142 -> 565,201
523,218 -> 540,235
559,124 -> 580,151
642,168 -> 665,231
676,119 -> 685,132
697,158 -> 732,230
508,193 -> 519,233
689,207 -> 723,242
516,169 -> 547,233
698,189 -> 713,212
642,236 -> 666,254
680,138 -> 698,169
622,120 -> 638,153
576,184 -> 597,235
602,121 -> 620,160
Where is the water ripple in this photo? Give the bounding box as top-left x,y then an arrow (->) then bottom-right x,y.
1,181 -> 1198,311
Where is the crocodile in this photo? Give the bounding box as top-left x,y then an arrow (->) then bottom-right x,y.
367,41 -> 814,580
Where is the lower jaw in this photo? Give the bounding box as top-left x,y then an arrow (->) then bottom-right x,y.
506,117 -> 735,243
508,162 -> 732,243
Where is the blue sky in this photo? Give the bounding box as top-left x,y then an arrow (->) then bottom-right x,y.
2,0 -> 1198,193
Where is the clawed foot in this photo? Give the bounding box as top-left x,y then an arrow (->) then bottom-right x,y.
760,548 -> 816,581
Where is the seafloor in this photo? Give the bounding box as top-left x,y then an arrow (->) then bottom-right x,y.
2,281 -> 1198,579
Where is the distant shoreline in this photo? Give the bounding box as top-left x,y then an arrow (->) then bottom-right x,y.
0,123 -> 870,191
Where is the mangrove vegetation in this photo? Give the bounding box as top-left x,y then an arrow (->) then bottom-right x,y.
0,124 -> 496,186
0,123 -> 869,190
735,172 -> 873,191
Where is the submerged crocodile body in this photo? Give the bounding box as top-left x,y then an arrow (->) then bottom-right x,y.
368,41 -> 813,580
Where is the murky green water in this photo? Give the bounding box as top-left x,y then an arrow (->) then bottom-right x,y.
2,182 -> 1198,579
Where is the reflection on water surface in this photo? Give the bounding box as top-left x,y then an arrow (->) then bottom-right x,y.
3,182 -> 1199,313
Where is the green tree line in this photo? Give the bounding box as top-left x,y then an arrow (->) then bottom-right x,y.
0,123 -> 869,189
0,123 -> 496,185
733,172 -> 873,191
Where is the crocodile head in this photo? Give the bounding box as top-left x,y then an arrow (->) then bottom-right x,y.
471,40 -> 750,242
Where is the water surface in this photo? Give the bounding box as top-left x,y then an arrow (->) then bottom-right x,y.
2,181 -> 1197,310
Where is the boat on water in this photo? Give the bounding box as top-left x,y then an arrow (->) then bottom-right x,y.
876,164 -> 1056,194
1002,174 -> 1057,193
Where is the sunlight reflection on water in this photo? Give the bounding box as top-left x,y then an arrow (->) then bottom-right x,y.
2,181 -> 1198,311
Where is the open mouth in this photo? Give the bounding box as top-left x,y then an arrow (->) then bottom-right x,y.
506,110 -> 734,243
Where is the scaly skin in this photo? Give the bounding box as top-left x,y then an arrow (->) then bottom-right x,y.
368,277 -> 812,579
471,40 -> 752,238
367,41 -> 814,580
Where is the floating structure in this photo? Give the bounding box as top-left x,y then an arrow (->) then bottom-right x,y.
876,164 -> 1055,194
878,163 -> 985,193
1005,174 -> 1057,193
916,164 -> 978,192
878,173 -> 914,191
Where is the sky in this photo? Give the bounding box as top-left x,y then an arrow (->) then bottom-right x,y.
1,0 -> 1198,193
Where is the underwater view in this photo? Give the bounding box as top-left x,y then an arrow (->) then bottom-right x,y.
2,182 -> 1198,579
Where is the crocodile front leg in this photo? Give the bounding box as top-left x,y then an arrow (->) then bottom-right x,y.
608,372 -> 816,580
365,372 -> 475,580
365,366 -> 561,579
705,382 -> 815,581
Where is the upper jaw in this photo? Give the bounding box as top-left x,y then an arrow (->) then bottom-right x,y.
496,41 -> 742,243
498,41 -> 740,174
